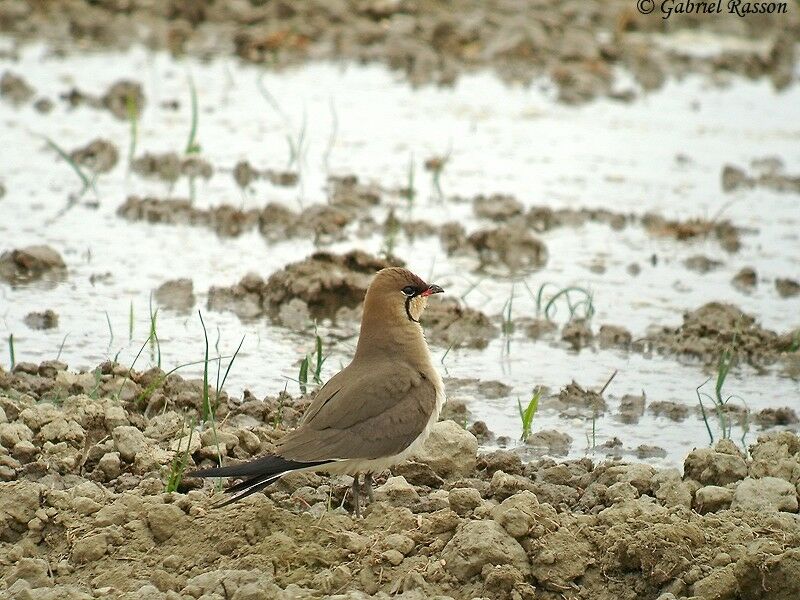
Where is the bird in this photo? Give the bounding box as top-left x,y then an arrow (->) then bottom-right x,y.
187,267 -> 445,516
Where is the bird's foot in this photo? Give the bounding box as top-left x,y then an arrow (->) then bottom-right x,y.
365,472 -> 375,504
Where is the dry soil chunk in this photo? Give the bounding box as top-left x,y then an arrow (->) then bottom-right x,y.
441,519 -> 530,580
412,420 -> 477,479
731,477 -> 798,513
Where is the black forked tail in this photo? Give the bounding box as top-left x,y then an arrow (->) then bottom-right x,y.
187,455 -> 331,507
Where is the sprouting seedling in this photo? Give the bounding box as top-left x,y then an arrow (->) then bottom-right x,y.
185,75 -> 201,155
440,341 -> 455,365
381,210 -> 401,259
56,333 -> 69,362
404,154 -> 416,205
460,277 -> 486,302
518,387 -> 542,442
8,334 -> 15,370
44,136 -> 96,199
126,94 -> 139,167
165,415 -> 195,493
425,147 -> 452,200
298,355 -> 310,395
104,311 -> 114,347
501,283 -> 516,335
323,97 -> 338,172
697,335 -> 747,449
297,325 -> 326,394
789,330 -> 800,353
198,321 -> 244,481
527,281 -> 595,323
148,295 -> 161,369
313,329 -> 325,385
128,300 -> 134,342
286,108 -> 308,171
199,311 -> 212,422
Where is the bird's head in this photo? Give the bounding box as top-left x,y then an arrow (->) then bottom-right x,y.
364,267 -> 444,324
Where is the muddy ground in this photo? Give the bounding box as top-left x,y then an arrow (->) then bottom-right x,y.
1,361 -> 800,600
1,0 -> 799,103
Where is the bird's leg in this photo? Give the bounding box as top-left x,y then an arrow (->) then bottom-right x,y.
352,473 -> 361,518
365,472 -> 375,503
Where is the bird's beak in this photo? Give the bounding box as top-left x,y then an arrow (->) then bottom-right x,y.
420,284 -> 444,297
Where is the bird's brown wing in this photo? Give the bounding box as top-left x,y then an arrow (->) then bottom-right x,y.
277,360 -> 438,462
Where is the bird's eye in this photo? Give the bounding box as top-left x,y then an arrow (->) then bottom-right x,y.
401,286 -> 416,297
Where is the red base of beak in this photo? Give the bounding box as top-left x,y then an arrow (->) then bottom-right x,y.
420,284 -> 444,297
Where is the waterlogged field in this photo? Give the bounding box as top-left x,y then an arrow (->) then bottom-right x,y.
3,3 -> 800,599
2,38 -> 800,466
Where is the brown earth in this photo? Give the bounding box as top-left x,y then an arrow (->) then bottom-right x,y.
206,250 -> 498,348
2,361 -> 800,600
1,1 -> 797,105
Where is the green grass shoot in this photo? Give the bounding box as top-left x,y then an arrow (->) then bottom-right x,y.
126,93 -> 138,166
128,300 -> 134,341
185,76 -> 201,155
8,334 -> 15,370
313,329 -> 325,385
298,325 -> 326,394
518,387 -> 541,442
286,109 -> 307,170
298,355 -> 310,395
44,136 -> 96,197
405,154 -> 416,205
198,311 -> 211,422
527,281 -> 595,322
501,283 -> 515,335
165,415 -> 195,493
148,295 -> 161,369
697,337 -> 747,449
104,311 -> 114,347
56,333 -> 68,362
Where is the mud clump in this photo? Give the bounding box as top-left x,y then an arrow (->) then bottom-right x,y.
722,160 -> 800,194
69,138 -> 119,174
2,361 -> 800,599
120,175 -> 375,243
684,254 -> 723,273
642,213 -> 741,252
118,196 -> 259,237
597,324 -> 632,349
61,78 -> 145,120
130,153 -> 212,183
776,277 -> 800,298
23,310 -> 59,330
0,245 -> 67,285
644,301 -> 797,367
0,70 -> 35,105
732,266 -> 758,292
422,298 -> 499,349
553,381 -> 606,415
207,252 -> 498,348
208,251 -> 395,323
153,278 -> 195,313
442,223 -> 548,273
233,159 -> 298,188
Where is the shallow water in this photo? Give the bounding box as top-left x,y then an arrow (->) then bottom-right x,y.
1,39 -> 799,467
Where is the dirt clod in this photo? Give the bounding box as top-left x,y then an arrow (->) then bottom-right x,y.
69,138 -> 119,173
0,245 -> 67,285
1,361 -> 800,599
